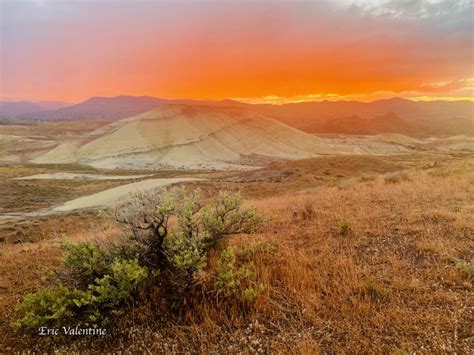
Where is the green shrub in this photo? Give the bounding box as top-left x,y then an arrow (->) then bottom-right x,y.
339,219 -> 351,236
88,258 -> 149,307
115,188 -> 260,271
215,242 -> 275,304
201,191 -> 262,246
16,239 -> 151,330
161,188 -> 209,275
15,188 -> 262,331
162,189 -> 261,292
115,187 -> 261,290
454,259 -> 474,277
61,241 -> 109,287
15,257 -> 149,330
15,285 -> 90,330
235,240 -> 277,259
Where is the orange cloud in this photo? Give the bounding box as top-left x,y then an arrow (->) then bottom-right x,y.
1,1 -> 472,102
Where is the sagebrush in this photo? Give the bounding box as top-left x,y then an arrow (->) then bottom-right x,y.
15,188 -> 262,331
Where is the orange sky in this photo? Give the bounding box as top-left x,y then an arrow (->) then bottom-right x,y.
1,1 -> 473,103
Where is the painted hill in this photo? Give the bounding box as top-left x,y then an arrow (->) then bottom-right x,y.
32,105 -> 426,170
32,105 -> 333,170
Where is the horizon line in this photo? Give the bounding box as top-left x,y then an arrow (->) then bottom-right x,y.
1,95 -> 473,107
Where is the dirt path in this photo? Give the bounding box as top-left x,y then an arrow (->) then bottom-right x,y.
53,177 -> 202,212
14,173 -> 154,180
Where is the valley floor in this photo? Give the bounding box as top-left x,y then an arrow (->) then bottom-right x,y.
0,153 -> 473,352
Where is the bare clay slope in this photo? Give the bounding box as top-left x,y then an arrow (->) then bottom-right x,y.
22,105 -> 474,170
33,105 -> 336,170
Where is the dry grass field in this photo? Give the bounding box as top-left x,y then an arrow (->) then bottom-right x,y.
1,153 -> 472,353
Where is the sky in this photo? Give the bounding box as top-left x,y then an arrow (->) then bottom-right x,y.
0,0 -> 473,104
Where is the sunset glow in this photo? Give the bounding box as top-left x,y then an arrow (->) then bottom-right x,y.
1,0 -> 473,103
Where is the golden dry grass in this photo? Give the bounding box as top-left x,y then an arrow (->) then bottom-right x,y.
1,155 -> 473,353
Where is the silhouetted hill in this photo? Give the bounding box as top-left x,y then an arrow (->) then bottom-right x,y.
251,98 -> 473,137
316,112 -> 413,135
27,96 -> 169,121
0,101 -> 45,116
13,96 -> 473,137
0,101 -> 69,124
0,100 -> 69,117
252,98 -> 472,124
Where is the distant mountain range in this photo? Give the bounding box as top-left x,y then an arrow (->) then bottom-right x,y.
24,96 -> 170,121
284,111 -> 474,137
1,96 -> 472,137
0,100 -> 70,124
0,100 -> 69,116
252,97 -> 473,126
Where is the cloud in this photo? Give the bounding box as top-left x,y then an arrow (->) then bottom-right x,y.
416,79 -> 471,93
0,0 -> 472,101
344,0 -> 472,19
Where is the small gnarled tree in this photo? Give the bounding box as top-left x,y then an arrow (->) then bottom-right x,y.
113,187 -> 261,291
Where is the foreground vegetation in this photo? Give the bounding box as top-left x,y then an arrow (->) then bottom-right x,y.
15,188 -> 261,330
1,155 -> 473,353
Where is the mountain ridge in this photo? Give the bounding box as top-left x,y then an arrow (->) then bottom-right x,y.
0,100 -> 70,116
3,95 -> 473,137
